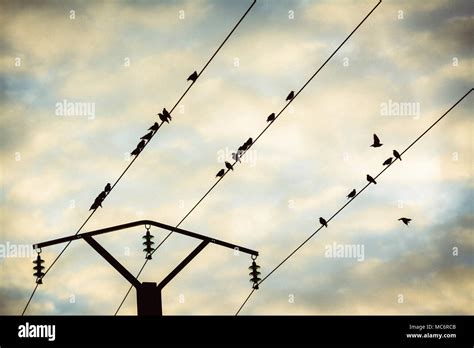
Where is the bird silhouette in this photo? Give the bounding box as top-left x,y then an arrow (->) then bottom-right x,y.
140,131 -> 154,141
370,134 -> 383,148
319,217 -> 328,228
90,191 -> 106,210
104,183 -> 111,193
286,91 -> 295,101
232,152 -> 241,163
383,157 -> 393,166
216,169 -> 225,178
137,140 -> 146,150
244,137 -> 253,148
187,71 -> 198,82
398,217 -> 412,226
366,175 -> 377,184
97,191 -> 107,201
393,150 -> 402,161
89,200 -> 101,211
162,108 -> 172,121
347,189 -> 356,199
148,122 -> 159,132
158,112 -> 169,123
131,147 -> 141,156
225,161 -> 233,171
267,113 -> 276,123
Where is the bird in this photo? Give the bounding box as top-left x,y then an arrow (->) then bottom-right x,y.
137,140 -> 146,150
104,183 -> 111,193
162,108 -> 172,121
286,91 -> 295,101
89,200 -> 101,211
187,71 -> 198,82
383,157 -> 393,166
225,161 -> 233,171
232,152 -> 241,163
148,122 -> 160,132
97,191 -> 107,201
393,150 -> 402,161
216,169 -> 225,177
347,189 -> 356,199
366,175 -> 377,184
267,113 -> 276,123
140,131 -> 154,141
158,112 -> 169,123
398,217 -> 412,226
319,217 -> 328,228
131,147 -> 141,156
244,137 -> 253,148
370,134 -> 383,148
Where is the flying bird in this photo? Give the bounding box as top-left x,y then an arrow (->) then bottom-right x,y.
366,175 -> 377,184
148,122 -> 160,132
104,183 -> 111,193
383,157 -> 393,166
398,217 -> 412,226
267,113 -> 276,123
319,217 -> 328,228
347,189 -> 356,199
140,131 -> 154,141
393,150 -> 402,161
232,152 -> 241,163
216,169 -> 225,178
370,134 -> 383,148
225,161 -> 233,171
187,71 -> 198,82
286,91 -> 295,101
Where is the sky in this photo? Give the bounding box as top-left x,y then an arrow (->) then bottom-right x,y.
0,0 -> 473,315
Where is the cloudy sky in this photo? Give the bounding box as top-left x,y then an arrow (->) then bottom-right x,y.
0,0 -> 472,315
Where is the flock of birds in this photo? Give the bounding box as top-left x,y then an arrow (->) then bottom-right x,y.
89,88 -> 412,229
319,133 -> 411,228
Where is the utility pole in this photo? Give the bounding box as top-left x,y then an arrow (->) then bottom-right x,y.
33,220 -> 259,316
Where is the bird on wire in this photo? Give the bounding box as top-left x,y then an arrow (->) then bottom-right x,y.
319,217 -> 328,228
286,91 -> 295,101
225,161 -> 234,171
187,71 -> 198,83
216,169 -> 225,178
393,149 -> 402,161
267,113 -> 276,123
347,189 -> 356,199
383,157 -> 393,166
366,174 -> 377,185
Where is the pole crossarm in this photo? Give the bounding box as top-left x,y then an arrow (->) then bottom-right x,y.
33,219 -> 258,256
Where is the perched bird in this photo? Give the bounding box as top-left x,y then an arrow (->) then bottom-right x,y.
267,113 -> 276,123
244,137 -> 253,148
140,131 -> 154,141
238,145 -> 245,152
131,147 -> 141,156
366,175 -> 377,184
148,122 -> 160,132
225,161 -> 233,171
137,140 -> 146,150
158,112 -> 169,123
319,217 -> 328,228
286,91 -> 295,101
97,191 -> 107,201
89,200 -> 101,211
347,189 -> 356,199
398,217 -> 412,226
370,134 -> 383,148
383,157 -> 393,166
232,152 -> 241,163
187,71 -> 198,82
216,169 -> 225,178
104,183 -> 111,193
162,108 -> 172,121
393,150 -> 402,161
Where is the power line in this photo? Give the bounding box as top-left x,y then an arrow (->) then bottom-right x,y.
114,0 -> 382,315
21,0 -> 256,316
235,88 -> 473,315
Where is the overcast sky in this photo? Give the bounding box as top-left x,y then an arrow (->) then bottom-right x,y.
0,0 -> 473,315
